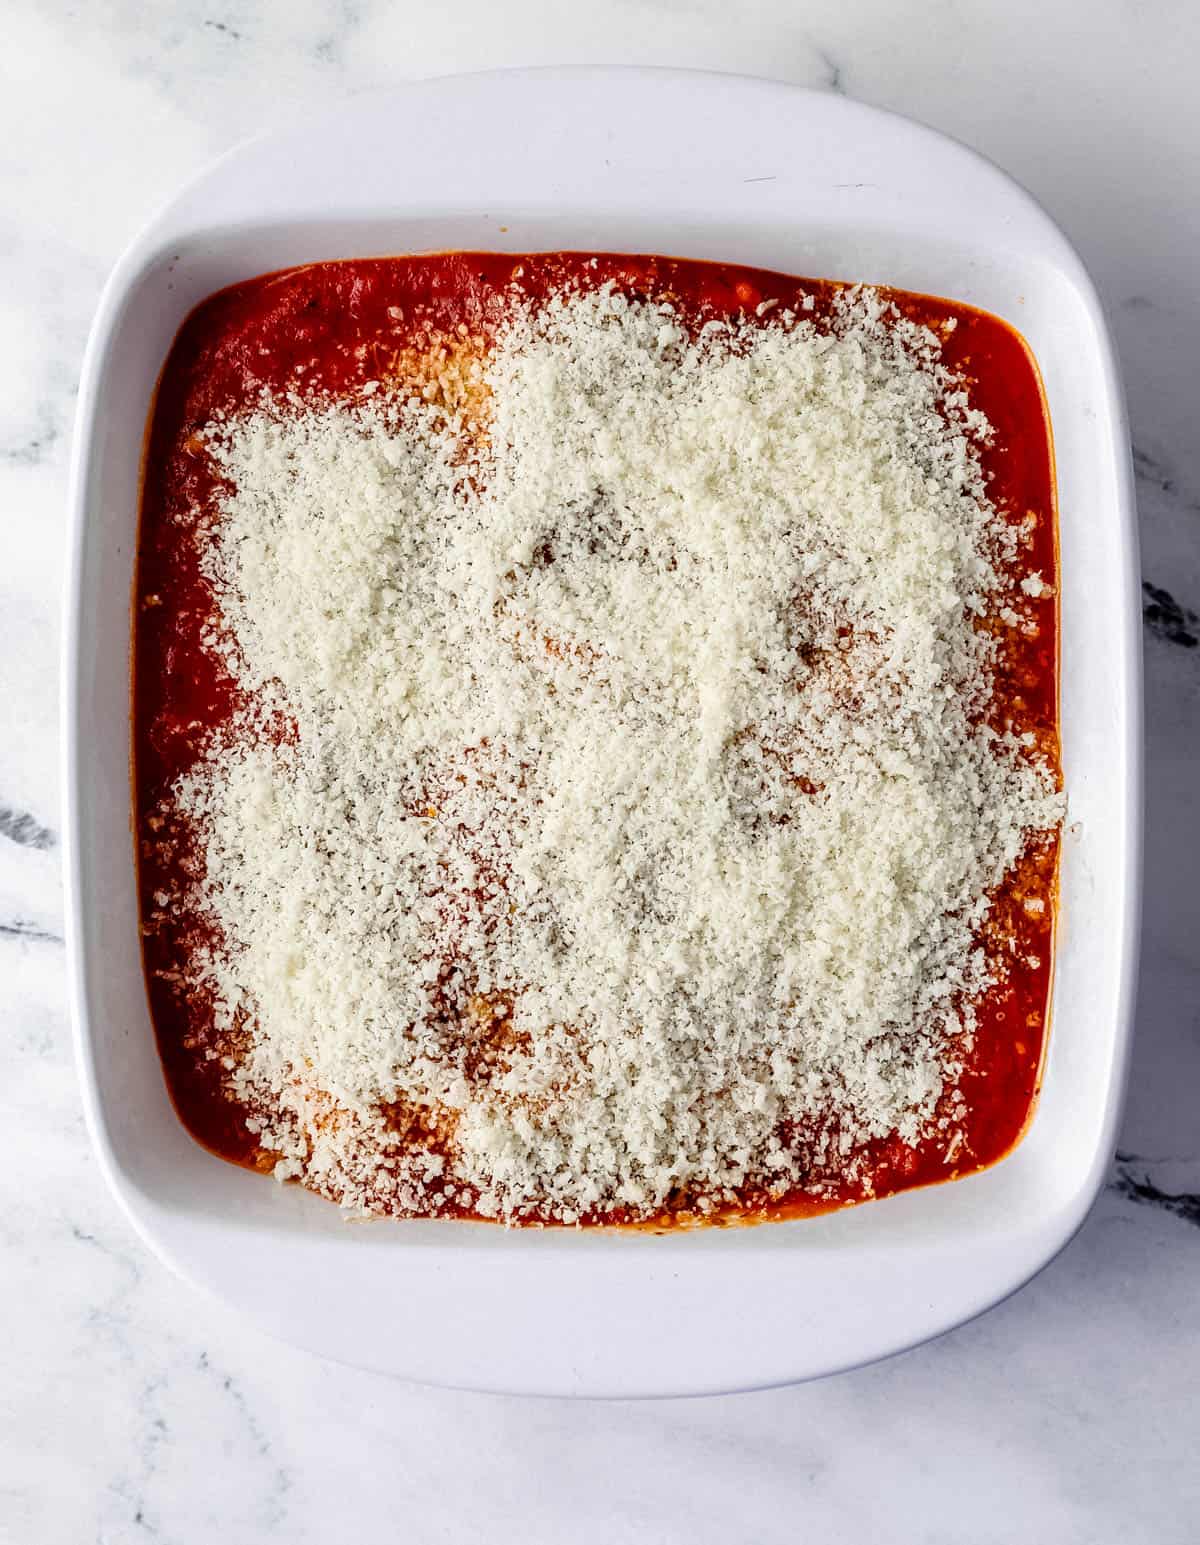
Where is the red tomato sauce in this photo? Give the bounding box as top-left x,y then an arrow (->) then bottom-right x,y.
134,253 -> 1059,1226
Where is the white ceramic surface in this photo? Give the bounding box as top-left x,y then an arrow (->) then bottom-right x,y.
63,69 -> 1139,1398
11,3 -> 1200,1538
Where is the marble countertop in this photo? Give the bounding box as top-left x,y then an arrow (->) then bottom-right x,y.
5,2 -> 1199,1539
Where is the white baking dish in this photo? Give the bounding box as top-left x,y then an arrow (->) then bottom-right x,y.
63,68 -> 1140,1397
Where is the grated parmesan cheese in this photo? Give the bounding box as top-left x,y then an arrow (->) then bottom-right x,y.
167,283 -> 1063,1223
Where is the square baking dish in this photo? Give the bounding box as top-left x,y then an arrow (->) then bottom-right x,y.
64,68 -> 1140,1397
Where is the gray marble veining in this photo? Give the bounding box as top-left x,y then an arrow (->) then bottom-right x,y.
3,2 -> 1199,1540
